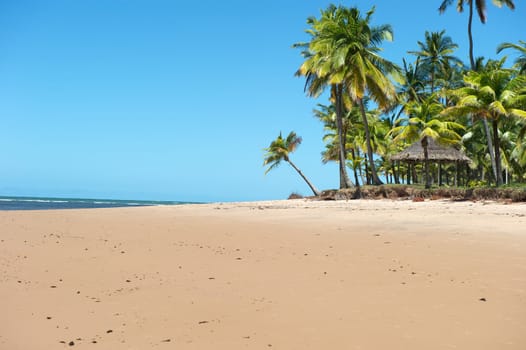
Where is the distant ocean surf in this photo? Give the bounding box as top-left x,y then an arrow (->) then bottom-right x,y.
0,196 -> 189,211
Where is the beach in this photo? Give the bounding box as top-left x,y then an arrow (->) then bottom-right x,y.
1,199 -> 525,350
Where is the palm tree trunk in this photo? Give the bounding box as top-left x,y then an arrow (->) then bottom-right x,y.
492,119 -> 504,186
422,137 -> 431,189
393,161 -> 400,184
286,159 -> 320,196
438,162 -> 442,186
350,148 -> 361,187
468,2 -> 475,69
455,161 -> 459,187
430,69 -> 435,94
363,160 -> 371,185
358,149 -> 366,185
483,117 -> 498,185
334,85 -> 353,189
358,98 -> 383,185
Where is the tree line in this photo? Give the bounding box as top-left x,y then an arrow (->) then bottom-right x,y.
264,1 -> 525,195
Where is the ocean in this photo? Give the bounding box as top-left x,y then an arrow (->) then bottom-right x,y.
0,196 -> 189,211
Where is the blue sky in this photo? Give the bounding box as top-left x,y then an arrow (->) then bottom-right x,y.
0,1 -> 523,202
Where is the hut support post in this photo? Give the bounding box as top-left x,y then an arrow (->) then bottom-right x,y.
393,161 -> 400,184
455,161 -> 459,187
438,162 -> 442,187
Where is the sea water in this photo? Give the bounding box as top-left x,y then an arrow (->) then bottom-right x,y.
0,196 -> 188,210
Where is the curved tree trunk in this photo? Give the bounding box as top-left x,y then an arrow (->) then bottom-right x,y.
286,159 -> 320,196
358,98 -> 383,185
334,84 -> 353,189
422,136 -> 432,189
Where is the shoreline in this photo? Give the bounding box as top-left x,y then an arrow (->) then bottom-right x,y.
1,199 -> 525,349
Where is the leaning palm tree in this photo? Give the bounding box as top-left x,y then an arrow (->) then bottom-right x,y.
438,0 -> 515,69
263,132 -> 321,196
497,40 -> 526,74
390,95 -> 465,188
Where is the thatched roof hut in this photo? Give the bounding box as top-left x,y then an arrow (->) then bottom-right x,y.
391,138 -> 471,163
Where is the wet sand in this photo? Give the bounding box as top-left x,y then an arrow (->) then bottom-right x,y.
1,199 -> 525,349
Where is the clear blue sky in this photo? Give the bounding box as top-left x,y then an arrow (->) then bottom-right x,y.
0,1 -> 523,202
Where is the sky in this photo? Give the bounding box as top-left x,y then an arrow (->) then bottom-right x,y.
0,0 -> 523,202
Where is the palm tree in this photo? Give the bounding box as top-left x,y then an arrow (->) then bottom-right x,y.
498,120 -> 524,183
390,95 -> 465,188
314,101 -> 377,186
396,58 -> 427,104
321,5 -> 399,185
497,40 -> 526,74
443,62 -> 526,186
461,127 -> 492,183
437,1 -> 516,183
438,0 -> 515,69
408,30 -> 462,93
294,6 -> 353,189
509,122 -> 526,181
263,132 -> 321,196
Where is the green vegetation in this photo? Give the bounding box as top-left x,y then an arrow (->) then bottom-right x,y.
263,2 -> 526,199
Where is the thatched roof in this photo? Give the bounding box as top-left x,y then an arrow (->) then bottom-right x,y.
391,137 -> 471,162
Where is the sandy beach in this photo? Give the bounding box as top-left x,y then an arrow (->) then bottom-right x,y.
1,199 -> 525,349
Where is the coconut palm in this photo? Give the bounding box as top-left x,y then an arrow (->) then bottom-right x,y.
294,6 -> 353,189
320,5 -> 399,185
443,62 -> 526,186
408,30 -> 462,93
437,1 -> 515,182
497,40 -> 526,74
390,95 -> 465,188
510,123 -> 526,180
461,127 -> 492,183
263,132 -> 320,196
438,0 -> 515,69
396,58 -> 427,104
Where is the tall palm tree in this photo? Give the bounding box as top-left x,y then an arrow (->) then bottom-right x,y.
438,0 -> 515,69
408,30 -> 462,93
294,5 -> 353,189
437,1 -> 516,183
497,40 -> 526,74
443,62 -> 526,186
321,5 -> 399,185
390,95 -> 465,188
263,132 -> 321,196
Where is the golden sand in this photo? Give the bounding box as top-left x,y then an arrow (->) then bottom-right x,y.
1,199 -> 525,349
